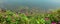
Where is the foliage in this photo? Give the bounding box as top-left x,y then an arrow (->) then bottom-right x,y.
0,9 -> 60,24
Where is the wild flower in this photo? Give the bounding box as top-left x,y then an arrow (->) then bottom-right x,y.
51,21 -> 56,24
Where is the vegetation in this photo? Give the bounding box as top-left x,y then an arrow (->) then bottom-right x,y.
0,8 -> 60,24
